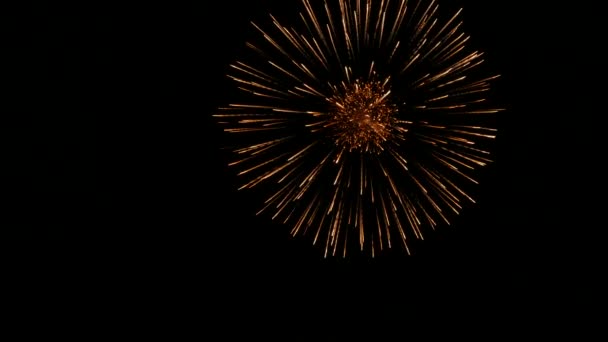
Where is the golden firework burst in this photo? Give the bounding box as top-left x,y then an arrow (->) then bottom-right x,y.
215,0 -> 503,257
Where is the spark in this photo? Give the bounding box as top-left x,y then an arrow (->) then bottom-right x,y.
215,0 -> 503,257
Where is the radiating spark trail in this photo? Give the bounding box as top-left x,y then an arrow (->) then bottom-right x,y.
215,0 -> 503,257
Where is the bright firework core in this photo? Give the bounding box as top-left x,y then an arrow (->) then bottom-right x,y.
328,77 -> 398,153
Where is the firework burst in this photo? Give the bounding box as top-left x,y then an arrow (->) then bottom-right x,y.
215,0 -> 502,257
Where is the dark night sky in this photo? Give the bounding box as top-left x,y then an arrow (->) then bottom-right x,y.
12,0 -> 594,336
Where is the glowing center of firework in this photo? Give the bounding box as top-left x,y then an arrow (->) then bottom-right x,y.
329,79 -> 397,153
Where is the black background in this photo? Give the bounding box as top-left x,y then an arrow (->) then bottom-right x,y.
13,0 -> 594,337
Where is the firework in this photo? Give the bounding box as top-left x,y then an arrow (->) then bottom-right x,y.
215,0 -> 502,257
